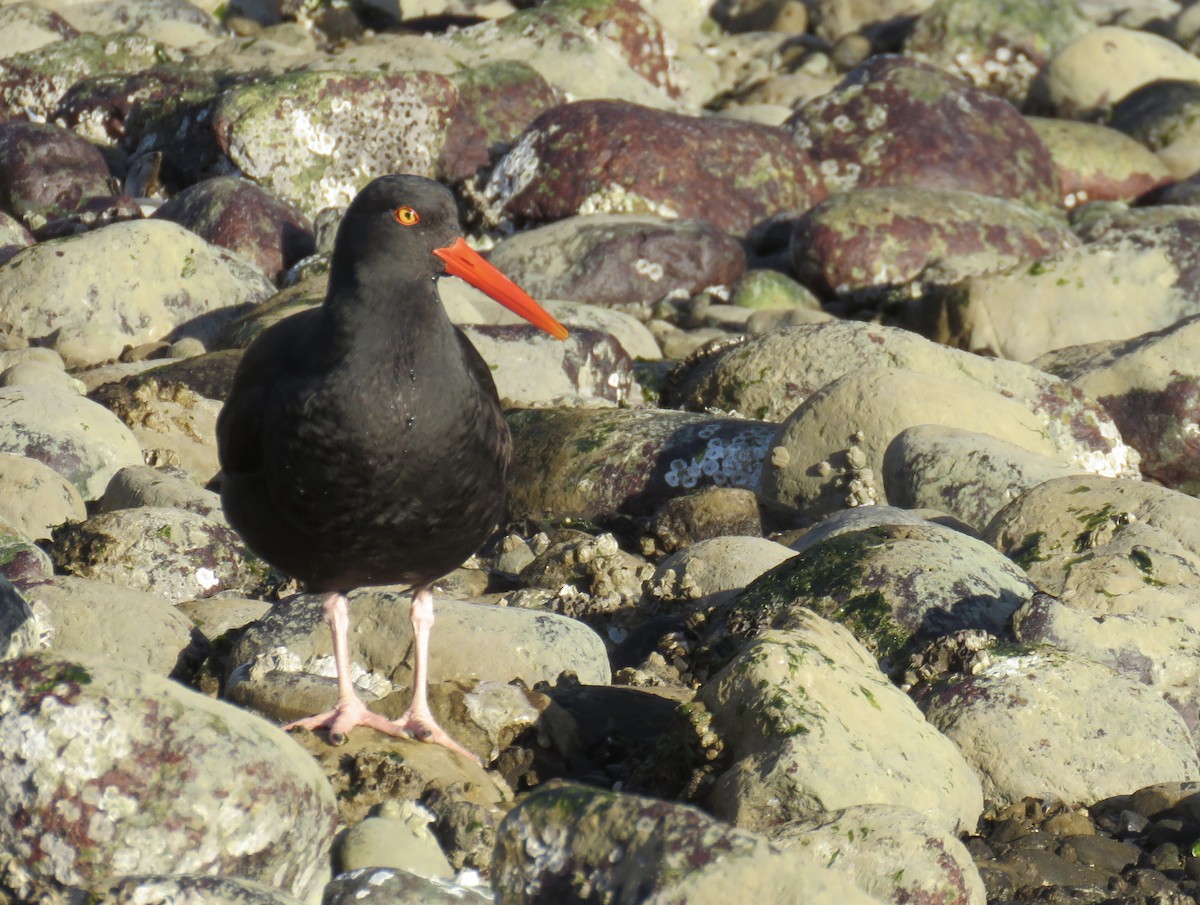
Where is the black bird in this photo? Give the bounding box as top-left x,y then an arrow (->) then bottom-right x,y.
217,174 -> 567,759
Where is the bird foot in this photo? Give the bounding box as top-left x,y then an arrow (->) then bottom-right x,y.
284,697 -> 479,762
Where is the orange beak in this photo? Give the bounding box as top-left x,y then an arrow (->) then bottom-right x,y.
434,237 -> 568,340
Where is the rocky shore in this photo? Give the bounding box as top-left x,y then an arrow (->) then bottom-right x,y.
2,0 -> 1200,902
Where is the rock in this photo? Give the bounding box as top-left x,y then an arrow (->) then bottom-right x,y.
0,385 -> 143,500
98,464 -> 223,520
10,574 -> 196,676
786,55 -> 1058,209
789,186 -> 1077,299
338,799 -> 453,877
40,0 -> 222,48
650,536 -> 796,605
1031,25 -> 1200,118
1033,315 -> 1200,492
715,521 -> 1036,668
908,215 -> 1200,358
518,531 -> 652,610
90,374 -> 223,483
0,452 -> 86,541
699,612 -> 984,833
0,3 -> 77,58
226,590 -> 611,747
1026,117 -> 1171,208
96,874 -> 306,905
0,654 -> 337,902
323,868 -> 491,904
505,407 -> 777,526
152,176 -> 315,282
770,803 -> 987,905
49,507 -> 267,604
486,214 -> 746,306
480,98 -> 826,236
492,781 -> 884,904
0,516 -> 52,583
0,219 -> 273,364
645,487 -> 765,555
0,358 -> 85,393
903,0 -> 1090,104
809,0 -> 933,41
882,425 -> 1088,532
920,648 -> 1200,806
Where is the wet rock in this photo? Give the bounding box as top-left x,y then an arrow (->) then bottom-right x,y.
771,803 -> 987,905
645,487 -> 765,555
789,186 -> 1077,300
50,506 -> 267,604
439,0 -> 680,109
921,648 -> 1200,806
323,868 -> 491,905
519,531 -> 651,610
487,214 -> 746,307
715,521 -> 1035,669
0,384 -> 143,500
152,176 -> 314,282
492,781 -> 883,904
1027,117 -> 1172,208
0,654 -> 337,902
904,0 -> 1090,104
699,611 -> 983,833
5,575 -> 193,676
480,99 -> 826,236
883,425 -> 1088,532
0,32 -> 178,122
1110,79 -> 1200,180
0,452 -> 86,541
461,324 -> 638,406
0,122 -> 120,233
786,55 -> 1058,209
907,216 -> 1200,362
1034,313 -> 1200,492
98,464 -> 223,520
0,219 -> 273,365
505,407 -> 777,526
1031,25 -> 1200,118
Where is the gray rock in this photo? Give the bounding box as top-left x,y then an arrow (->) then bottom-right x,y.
506,407 -> 777,526
175,596 -> 271,644
98,465 -> 223,521
0,219 -> 273,365
0,3 -> 77,58
883,424 -> 1087,532
0,654 -> 337,902
1026,117 -> 1170,207
492,782 -> 885,904
0,575 -> 37,661
50,506 -> 266,604
96,874 -> 305,905
699,612 -> 984,834
11,575 -> 195,676
324,868 -> 491,905
650,536 -> 796,605
486,214 -> 746,306
645,486 -> 765,555
0,358 -> 85,393
718,521 -> 1036,668
921,648 -> 1200,806
0,385 -> 143,500
0,452 -> 86,541
338,799 -> 452,877
770,803 -> 987,905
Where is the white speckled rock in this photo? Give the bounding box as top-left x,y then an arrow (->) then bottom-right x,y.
699,612 -> 984,834
769,803 -> 986,905
0,385 -> 143,500
0,453 -> 86,541
920,648 -> 1200,806
492,782 -> 886,905
0,219 -> 273,365
0,654 -> 338,902
96,874 -> 306,905
8,575 -> 195,676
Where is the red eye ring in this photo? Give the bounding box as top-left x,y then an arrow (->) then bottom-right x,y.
393,206 -> 420,226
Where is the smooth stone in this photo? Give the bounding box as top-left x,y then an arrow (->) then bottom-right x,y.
175,596 -> 272,644
0,654 -> 337,901
0,359 -> 83,393
338,799 -> 453,877
98,464 -> 223,521
700,611 -> 984,835
96,874 -> 306,905
650,536 -> 796,604
9,575 -> 194,676
921,648 -> 1200,806
0,384 -> 143,500
770,803 -> 986,905
0,452 -> 86,541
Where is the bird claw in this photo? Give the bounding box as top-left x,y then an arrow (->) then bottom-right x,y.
283,699 -> 479,763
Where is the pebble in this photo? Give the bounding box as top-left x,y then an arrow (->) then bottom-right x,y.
0,1 -> 1198,903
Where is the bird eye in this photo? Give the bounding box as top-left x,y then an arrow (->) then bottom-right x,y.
393,206 -> 420,226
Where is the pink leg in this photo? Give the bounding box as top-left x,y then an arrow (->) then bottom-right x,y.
283,588 -> 478,762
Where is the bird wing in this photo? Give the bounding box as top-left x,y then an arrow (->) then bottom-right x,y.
455,327 -> 514,472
